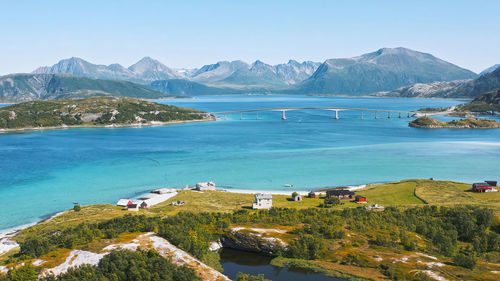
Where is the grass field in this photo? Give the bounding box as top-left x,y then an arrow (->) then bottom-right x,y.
17,179 -> 500,243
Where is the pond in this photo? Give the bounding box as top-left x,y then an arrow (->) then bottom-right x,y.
219,248 -> 347,281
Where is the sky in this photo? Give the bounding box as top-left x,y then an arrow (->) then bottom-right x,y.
1,0 -> 499,75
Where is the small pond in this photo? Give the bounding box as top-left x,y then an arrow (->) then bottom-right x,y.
219,248 -> 347,281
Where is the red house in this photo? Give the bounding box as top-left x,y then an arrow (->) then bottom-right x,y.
472,182 -> 492,193
355,195 -> 367,203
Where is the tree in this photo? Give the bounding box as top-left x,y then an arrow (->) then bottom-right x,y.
73,204 -> 81,212
453,246 -> 477,269
8,264 -> 37,281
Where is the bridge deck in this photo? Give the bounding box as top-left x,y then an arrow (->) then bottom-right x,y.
210,107 -> 415,115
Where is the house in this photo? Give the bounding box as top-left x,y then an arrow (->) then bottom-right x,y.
252,193 -> 272,209
355,195 -> 367,203
292,194 -> 302,201
308,191 -> 316,198
116,199 -> 132,207
472,182 -> 492,192
140,201 -> 148,209
326,189 -> 355,199
196,182 -> 216,191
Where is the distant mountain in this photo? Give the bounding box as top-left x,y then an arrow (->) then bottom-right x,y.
375,67 -> 500,98
479,64 -> 500,76
149,79 -> 243,96
295,47 -> 476,95
128,57 -> 183,82
33,57 -> 183,84
191,60 -> 320,88
0,74 -> 170,103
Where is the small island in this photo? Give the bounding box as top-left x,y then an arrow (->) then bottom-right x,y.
0,97 -> 213,132
409,116 -> 500,128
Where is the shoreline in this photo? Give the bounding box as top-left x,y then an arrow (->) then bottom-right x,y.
0,118 -> 214,134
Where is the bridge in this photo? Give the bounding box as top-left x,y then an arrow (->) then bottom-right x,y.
210,107 -> 417,120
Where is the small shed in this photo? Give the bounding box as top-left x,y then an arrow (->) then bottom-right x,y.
308,191 -> 316,198
355,195 -> 367,203
293,194 -> 303,201
140,201 -> 148,209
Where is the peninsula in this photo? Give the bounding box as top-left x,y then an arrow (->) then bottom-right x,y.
409,116 -> 500,129
0,97 -> 213,132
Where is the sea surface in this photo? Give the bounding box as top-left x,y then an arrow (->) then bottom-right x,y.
1,95 -> 500,231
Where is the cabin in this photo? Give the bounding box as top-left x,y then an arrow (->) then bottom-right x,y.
326,189 -> 355,199
252,193 -> 272,209
355,195 -> 367,203
292,194 -> 303,201
196,182 -> 216,191
140,201 -> 148,209
472,182 -> 492,192
308,191 -> 316,198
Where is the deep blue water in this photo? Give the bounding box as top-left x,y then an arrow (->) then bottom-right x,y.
1,95 -> 500,230
219,248 -> 345,281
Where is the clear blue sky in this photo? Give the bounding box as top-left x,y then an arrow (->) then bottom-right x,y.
1,0 -> 499,75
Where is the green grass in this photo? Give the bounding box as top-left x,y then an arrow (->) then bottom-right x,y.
357,181 -> 426,205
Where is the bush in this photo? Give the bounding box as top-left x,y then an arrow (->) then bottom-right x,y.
73,204 -> 81,212
453,246 -> 477,269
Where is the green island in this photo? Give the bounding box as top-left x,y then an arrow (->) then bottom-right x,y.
1,179 -> 500,281
0,97 -> 211,132
409,117 -> 500,129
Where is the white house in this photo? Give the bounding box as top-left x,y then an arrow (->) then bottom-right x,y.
252,193 -> 272,209
196,182 -> 216,191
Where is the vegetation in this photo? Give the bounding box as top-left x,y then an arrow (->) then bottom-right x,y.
1,249 -> 199,281
409,116 -> 500,128
0,97 -> 207,129
416,107 -> 448,112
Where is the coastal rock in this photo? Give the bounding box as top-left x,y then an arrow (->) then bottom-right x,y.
209,241 -> 223,251
220,229 -> 285,255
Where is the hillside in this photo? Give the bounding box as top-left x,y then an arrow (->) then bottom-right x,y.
149,79 -> 243,96
0,97 -> 208,130
295,47 -> 476,95
455,89 -> 500,112
0,74 -> 172,103
376,67 -> 500,98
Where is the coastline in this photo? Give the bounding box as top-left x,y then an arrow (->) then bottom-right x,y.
0,118 -> 215,134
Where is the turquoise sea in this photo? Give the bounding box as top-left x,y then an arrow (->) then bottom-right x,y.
1,95 -> 500,231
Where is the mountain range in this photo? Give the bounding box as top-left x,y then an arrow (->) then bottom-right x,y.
2,47 -> 498,101
0,74 -> 171,103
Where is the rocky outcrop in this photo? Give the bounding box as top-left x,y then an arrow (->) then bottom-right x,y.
220,229 -> 286,255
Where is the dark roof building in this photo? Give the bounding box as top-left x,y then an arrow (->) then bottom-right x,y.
326,189 -> 355,199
